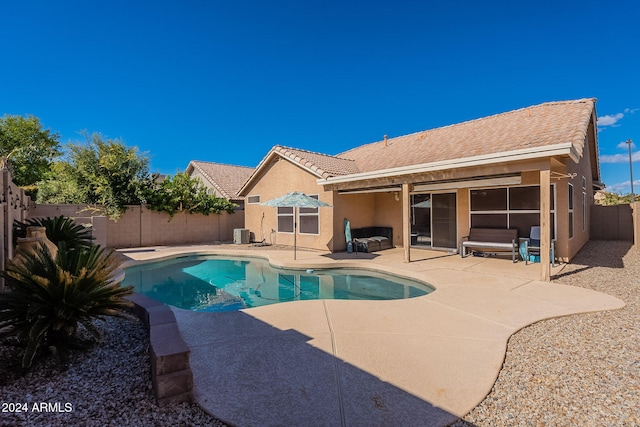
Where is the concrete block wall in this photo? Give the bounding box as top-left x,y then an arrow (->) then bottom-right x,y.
125,293 -> 193,405
633,202 -> 639,251
28,204 -> 244,248
591,204 -> 634,241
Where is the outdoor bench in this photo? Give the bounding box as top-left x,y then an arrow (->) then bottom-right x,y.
351,226 -> 393,253
460,228 -> 519,262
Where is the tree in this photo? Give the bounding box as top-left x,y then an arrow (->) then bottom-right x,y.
37,133 -> 153,219
144,172 -> 237,217
595,190 -> 638,206
0,115 -> 61,186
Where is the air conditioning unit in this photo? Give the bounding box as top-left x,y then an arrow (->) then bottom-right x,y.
233,228 -> 250,244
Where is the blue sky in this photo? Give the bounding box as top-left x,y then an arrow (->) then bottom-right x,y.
2,0 -> 639,193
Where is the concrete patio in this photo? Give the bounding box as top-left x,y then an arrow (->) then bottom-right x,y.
119,245 -> 625,426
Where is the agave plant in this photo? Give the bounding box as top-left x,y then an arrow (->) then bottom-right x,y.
13,215 -> 94,250
0,243 -> 133,368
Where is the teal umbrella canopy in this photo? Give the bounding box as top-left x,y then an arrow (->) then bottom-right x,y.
261,191 -> 332,208
344,218 -> 352,243
260,192 -> 332,259
411,200 -> 431,208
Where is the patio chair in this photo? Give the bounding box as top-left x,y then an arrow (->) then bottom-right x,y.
520,226 -> 555,266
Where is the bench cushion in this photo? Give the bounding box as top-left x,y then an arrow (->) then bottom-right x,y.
462,241 -> 516,250
461,228 -> 519,262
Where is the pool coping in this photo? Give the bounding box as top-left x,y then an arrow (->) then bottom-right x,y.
117,245 -> 626,425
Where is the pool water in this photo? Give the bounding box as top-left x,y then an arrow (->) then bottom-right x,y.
123,255 -> 433,312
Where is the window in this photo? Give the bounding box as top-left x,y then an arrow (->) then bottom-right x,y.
471,188 -> 507,211
470,185 -> 556,239
568,184 -> 574,239
247,195 -> 260,204
299,195 -> 319,234
277,207 -> 294,233
509,186 -> 540,210
583,191 -> 587,231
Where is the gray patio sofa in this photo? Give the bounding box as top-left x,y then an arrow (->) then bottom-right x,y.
351,227 -> 393,253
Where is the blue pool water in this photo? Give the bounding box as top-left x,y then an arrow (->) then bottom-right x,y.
123,255 -> 434,312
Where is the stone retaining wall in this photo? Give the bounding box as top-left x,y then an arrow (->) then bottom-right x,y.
125,293 -> 193,405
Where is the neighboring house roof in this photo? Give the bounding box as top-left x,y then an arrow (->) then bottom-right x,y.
239,98 -> 599,193
186,161 -> 254,200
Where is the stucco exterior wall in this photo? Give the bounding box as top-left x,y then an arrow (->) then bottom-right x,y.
564,136 -> 595,261
372,192 -> 403,246
456,188 -> 470,246
243,159 -> 334,251
332,193 -> 375,251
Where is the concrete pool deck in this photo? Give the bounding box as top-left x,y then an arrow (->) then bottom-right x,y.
119,245 -> 625,426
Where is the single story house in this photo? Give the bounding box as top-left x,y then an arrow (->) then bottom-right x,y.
238,99 -> 601,280
186,161 -> 255,209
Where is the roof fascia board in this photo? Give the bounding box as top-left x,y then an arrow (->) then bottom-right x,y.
318,142 -> 574,186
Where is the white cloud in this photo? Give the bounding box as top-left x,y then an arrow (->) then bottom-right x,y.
600,151 -> 640,164
597,112 -> 624,127
606,179 -> 640,193
616,140 -> 636,150
624,108 -> 639,114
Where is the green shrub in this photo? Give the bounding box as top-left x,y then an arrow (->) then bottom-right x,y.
13,215 -> 94,249
0,243 -> 133,368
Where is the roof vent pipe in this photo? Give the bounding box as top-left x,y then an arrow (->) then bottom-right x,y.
384,135 -> 388,146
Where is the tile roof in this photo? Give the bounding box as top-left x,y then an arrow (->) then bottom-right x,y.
187,161 -> 254,200
338,98 -> 596,173
239,98 -> 597,194
273,146 -> 359,179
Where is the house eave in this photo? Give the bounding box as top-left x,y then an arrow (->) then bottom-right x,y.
318,142 -> 576,186
239,148 -> 328,196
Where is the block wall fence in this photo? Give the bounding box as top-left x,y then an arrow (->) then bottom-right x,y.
28,204 -> 244,248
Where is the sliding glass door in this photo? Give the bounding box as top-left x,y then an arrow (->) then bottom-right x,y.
432,193 -> 457,249
411,192 -> 457,250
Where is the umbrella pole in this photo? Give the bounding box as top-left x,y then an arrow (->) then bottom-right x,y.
294,207 -> 297,260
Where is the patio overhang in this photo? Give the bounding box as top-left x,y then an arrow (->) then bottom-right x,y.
412,174 -> 522,192
335,175 -> 523,195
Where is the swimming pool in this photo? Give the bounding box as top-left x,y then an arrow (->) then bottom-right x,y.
122,255 -> 434,312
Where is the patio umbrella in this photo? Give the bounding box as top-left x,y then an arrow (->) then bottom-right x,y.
261,192 -> 332,260
411,200 -> 431,208
344,218 -> 353,253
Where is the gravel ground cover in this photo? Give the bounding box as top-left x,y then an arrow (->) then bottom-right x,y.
454,240 -> 639,426
0,316 -> 225,426
1,241 -> 637,426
